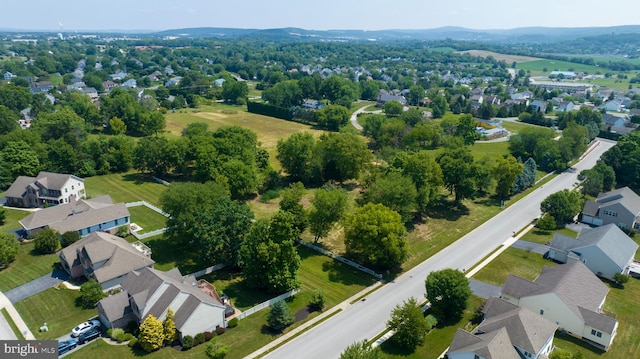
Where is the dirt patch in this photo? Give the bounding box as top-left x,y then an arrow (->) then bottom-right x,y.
457,50 -> 540,63
295,307 -> 313,322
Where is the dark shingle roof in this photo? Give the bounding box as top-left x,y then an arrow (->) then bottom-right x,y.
595,187 -> 640,217
97,290 -> 131,322
582,200 -> 600,217
4,176 -> 36,198
448,327 -> 521,359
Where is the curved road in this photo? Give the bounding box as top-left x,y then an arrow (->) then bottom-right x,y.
349,106 -> 367,130
265,139 -> 615,359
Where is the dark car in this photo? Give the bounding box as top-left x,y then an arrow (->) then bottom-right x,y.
58,339 -> 77,354
77,327 -> 101,344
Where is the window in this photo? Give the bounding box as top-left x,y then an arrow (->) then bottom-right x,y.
591,329 -> 602,337
474,355 -> 480,359
540,309 -> 544,315
65,188 -> 68,193
603,209 -> 617,217
72,185 -> 74,190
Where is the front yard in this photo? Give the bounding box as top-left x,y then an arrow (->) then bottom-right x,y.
0,242 -> 59,292
472,247 -> 557,286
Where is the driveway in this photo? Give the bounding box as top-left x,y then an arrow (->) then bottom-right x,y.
511,240 -> 549,255
468,279 -> 501,299
4,268 -> 69,303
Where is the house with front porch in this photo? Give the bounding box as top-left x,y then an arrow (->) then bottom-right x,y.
5,172 -> 85,208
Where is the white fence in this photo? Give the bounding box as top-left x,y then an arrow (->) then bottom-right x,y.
189,264 -> 227,278
296,239 -> 382,279
152,176 -> 171,186
130,228 -> 167,240
125,201 -> 171,218
236,289 -> 300,320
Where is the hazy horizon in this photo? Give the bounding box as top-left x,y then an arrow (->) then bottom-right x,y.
3,0 -> 639,33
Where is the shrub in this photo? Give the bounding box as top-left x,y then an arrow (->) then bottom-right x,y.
195,333 -> 206,344
267,300 -> 295,332
128,338 -> 138,348
259,189 -> 281,203
308,289 -> 326,311
106,328 -> 113,338
182,335 -> 194,350
123,333 -> 133,341
110,328 -> 124,340
536,214 -> 557,230
425,314 -> 439,329
116,332 -> 127,343
204,331 -> 214,341
125,321 -> 139,336
614,273 -> 629,286
215,327 -> 225,335
227,318 -> 238,328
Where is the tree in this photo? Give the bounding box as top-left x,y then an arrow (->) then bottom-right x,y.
222,80 -> 249,104
383,100 -> 403,117
387,297 -> 430,351
492,155 -> 523,199
430,94 -> 448,118
205,337 -> 229,359
408,85 -> 425,106
33,228 -> 60,254
363,172 -> 418,223
138,314 -> 165,352
513,157 -> 537,193
0,141 -> 40,189
308,289 -> 326,311
536,214 -> 557,230
549,349 -> 581,359
80,279 -> 107,308
425,269 -> 471,319
340,341 -> 385,359
0,105 -> 19,135
540,190 -> 583,225
267,300 -> 295,332
109,117 -> 127,135
455,114 -> 479,145
60,231 -> 80,247
400,151 -> 443,213
220,158 -> 258,198
279,182 -> 308,235
312,133 -> 372,183
162,308 -> 177,345
192,196 -> 254,267
309,184 -> 348,243
262,80 -> 303,108
0,233 -> 19,268
317,105 -> 350,131
277,132 -> 315,183
239,211 -> 301,293
0,207 -> 5,225
437,146 -> 477,203
344,203 -> 407,269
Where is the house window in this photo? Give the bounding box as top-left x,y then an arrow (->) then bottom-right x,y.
72,185 -> 74,190
474,355 -> 480,359
618,223 -> 627,229
603,209 -> 617,217
591,329 -> 602,337
65,188 -> 68,193
540,309 -> 544,315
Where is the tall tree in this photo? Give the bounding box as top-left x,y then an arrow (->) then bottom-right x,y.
363,172 -> 418,223
344,203 -> 407,269
312,133 -> 372,183
340,341 -> 385,359
276,132 -> 315,183
455,114 -> 479,145
0,141 -> 40,189
34,228 -> 60,254
0,233 -> 19,269
316,105 -> 350,131
513,157 -> 537,193
492,155 -> 523,199
430,94 -> 448,118
437,146 -> 477,203
309,184 -> 348,243
540,189 -> 583,225
262,80 -> 303,108
0,105 -> 19,135
425,269 -> 471,320
400,151 -> 443,213
383,101 -> 403,117
279,182 -> 308,235
162,308 -> 177,345
387,297 -> 430,351
408,85 -> 425,106
79,279 -> 107,308
267,300 -> 295,332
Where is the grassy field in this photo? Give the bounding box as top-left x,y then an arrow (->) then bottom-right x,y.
380,295 -> 484,358
584,76 -> 639,92
0,207 -> 25,233
470,141 -> 510,159
15,286 -> 97,340
457,50 -> 540,64
0,242 -> 59,292
517,59 -> 604,75
520,227 -> 578,244
127,205 -> 168,233
472,247 -> 557,286
84,172 -> 168,205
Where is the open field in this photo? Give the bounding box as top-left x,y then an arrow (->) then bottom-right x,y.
0,242 -> 59,292
470,141 -> 510,159
15,287 -> 97,340
127,205 -> 168,233
84,172 -> 168,205
520,227 -> 578,244
458,50 -> 540,63
472,247 -> 557,286
517,59 -> 603,75
380,295 -> 484,359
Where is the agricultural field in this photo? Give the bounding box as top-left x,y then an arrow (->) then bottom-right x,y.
458,50 -> 540,64
517,59 -> 603,75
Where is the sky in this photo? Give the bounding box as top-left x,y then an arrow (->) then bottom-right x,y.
4,0 -> 640,32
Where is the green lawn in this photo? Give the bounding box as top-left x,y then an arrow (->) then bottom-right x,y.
140,234 -> 200,273
472,247 -> 556,286
470,141 -> 510,159
14,287 -> 97,340
84,172 -> 168,205
520,227 -> 578,245
380,296 -> 484,358
0,207 -> 25,233
517,59 -> 603,75
0,242 -> 59,292
127,205 -> 168,233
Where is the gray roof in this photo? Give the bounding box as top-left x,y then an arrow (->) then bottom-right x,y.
582,200 -> 600,217
35,171 -> 82,191
480,297 -> 557,354
448,327 -> 521,359
59,232 -> 154,284
97,290 -> 132,322
502,262 -> 615,333
19,195 -> 129,233
595,187 -> 640,216
4,176 -> 36,198
550,224 -> 638,270
118,267 -> 225,332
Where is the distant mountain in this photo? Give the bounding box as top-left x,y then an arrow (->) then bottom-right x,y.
151,25 -> 640,43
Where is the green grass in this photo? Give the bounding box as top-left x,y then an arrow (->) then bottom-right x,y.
517,59 -> 603,75
520,227 -> 578,244
140,234 -> 199,273
14,287 -> 97,340
1,308 -> 25,339
380,295 -> 484,359
127,205 -> 168,233
0,242 -> 59,292
501,120 -> 536,134
473,247 -> 556,286
470,141 -> 510,159
84,172 -> 168,205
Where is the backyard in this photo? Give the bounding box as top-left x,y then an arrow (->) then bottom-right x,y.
84,172 -> 168,205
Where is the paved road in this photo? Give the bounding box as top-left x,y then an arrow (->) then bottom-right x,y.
0,312 -> 18,340
349,106 -> 366,130
511,240 -> 549,255
265,139 -> 615,359
4,268 -> 68,303
468,279 -> 501,299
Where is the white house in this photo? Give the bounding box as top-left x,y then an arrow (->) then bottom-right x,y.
547,224 -> 638,280
501,262 -> 618,351
5,172 -> 86,208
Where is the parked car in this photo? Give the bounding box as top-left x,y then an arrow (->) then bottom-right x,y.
58,339 -> 77,354
77,327 -> 101,344
71,319 -> 101,337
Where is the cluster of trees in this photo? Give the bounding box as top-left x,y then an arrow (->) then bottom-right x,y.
601,131 -> 640,189
137,309 -> 180,352
539,189 -> 584,229
579,161 -> 616,196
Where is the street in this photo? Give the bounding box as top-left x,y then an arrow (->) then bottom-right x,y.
264,139 -> 615,359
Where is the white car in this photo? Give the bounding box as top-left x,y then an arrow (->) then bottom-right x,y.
71,319 -> 101,337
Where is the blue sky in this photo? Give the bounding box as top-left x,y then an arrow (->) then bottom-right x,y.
4,0 -> 640,32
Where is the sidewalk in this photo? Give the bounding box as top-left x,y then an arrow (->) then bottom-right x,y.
0,291 -> 35,340
245,281 -> 384,359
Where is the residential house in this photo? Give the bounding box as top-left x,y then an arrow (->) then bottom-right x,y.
501,262 -> 618,351
213,78 -> 225,87
30,81 -> 53,94
557,101 -> 575,112
121,79 -> 137,88
102,80 -> 117,92
482,95 -> 500,106
5,172 -> 85,208
163,66 -> 174,76
530,100 -> 547,113
4,71 -> 15,80
66,82 -> 86,91
510,91 -> 533,100
602,99 -> 623,112
109,71 -> 127,81
602,113 -> 632,134
302,99 -> 325,110
81,87 -> 99,100
377,89 -> 407,106
581,187 -> 640,230
18,195 -> 130,237
165,76 -> 182,87
547,224 -> 638,280
59,232 -> 154,290
97,267 -> 229,340
447,297 -> 557,359
148,70 -> 162,81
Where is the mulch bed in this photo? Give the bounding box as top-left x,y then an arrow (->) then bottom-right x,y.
294,307 -> 313,322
